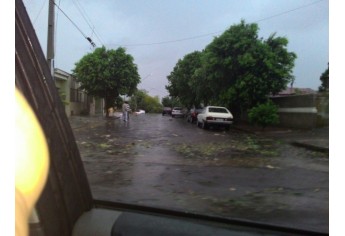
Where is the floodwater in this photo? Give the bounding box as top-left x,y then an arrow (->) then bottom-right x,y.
70,113 -> 329,233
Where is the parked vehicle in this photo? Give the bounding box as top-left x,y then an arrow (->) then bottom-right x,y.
162,107 -> 172,116
171,107 -> 185,117
186,108 -> 203,123
196,106 -> 233,129
134,109 -> 146,115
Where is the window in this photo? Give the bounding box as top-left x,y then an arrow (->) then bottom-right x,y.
70,88 -> 78,102
208,107 -> 228,113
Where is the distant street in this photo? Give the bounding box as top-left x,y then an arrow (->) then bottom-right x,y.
70,113 -> 329,233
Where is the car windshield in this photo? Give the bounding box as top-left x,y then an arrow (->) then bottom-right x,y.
22,0 -> 329,234
208,107 -> 228,113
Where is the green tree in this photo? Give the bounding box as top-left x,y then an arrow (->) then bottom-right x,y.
130,89 -> 147,112
73,46 -> 140,117
144,95 -> 162,113
193,61 -> 214,106
318,63 -> 329,92
166,51 -> 203,108
114,96 -> 124,109
130,89 -> 163,113
203,20 -> 296,115
161,96 -> 172,107
161,95 -> 182,108
58,90 -> 69,106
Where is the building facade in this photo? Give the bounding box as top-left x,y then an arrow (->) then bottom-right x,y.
54,68 -> 104,116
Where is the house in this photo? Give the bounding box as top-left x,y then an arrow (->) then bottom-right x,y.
272,87 -> 316,97
54,68 -> 104,116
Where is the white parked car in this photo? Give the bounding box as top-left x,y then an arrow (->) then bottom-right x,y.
171,107 -> 185,117
134,109 -> 146,115
196,106 -> 233,129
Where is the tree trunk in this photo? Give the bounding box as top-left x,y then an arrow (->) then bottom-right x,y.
104,99 -> 110,118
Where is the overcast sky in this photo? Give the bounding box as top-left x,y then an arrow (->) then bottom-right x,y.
22,0 -> 329,99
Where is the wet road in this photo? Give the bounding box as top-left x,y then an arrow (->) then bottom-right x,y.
70,113 -> 329,233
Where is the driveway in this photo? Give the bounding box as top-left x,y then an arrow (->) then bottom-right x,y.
70,113 -> 329,233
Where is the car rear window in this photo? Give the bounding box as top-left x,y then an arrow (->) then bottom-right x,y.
208,107 -> 228,113
174,107 -> 182,110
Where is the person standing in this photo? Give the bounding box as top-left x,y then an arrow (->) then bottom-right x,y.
122,101 -> 131,122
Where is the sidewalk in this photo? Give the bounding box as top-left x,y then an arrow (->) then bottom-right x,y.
232,122 -> 329,153
68,112 -> 124,129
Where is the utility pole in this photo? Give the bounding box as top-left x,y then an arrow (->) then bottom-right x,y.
47,0 -> 55,77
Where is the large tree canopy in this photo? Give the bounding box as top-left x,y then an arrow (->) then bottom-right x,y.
166,20 -> 297,117
73,46 -> 140,117
202,20 -> 296,113
318,63 -> 329,92
161,96 -> 182,108
130,89 -> 162,113
166,51 -> 203,108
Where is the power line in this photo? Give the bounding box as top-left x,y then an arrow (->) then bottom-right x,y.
114,31 -> 222,47
110,0 -> 325,48
72,0 -> 105,46
51,0 -> 96,48
32,0 -> 46,24
255,0 -> 325,23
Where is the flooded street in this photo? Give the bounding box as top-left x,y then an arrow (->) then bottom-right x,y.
70,114 -> 328,233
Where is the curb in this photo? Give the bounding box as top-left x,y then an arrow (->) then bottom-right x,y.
231,126 -> 292,135
232,126 -> 329,154
290,141 -> 329,153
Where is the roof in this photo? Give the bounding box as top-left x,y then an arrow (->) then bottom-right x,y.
54,68 -> 73,81
271,87 -> 316,97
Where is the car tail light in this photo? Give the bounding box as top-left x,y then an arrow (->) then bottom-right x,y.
206,116 -> 214,120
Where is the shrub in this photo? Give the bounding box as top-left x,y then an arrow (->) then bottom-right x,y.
248,101 -> 279,129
